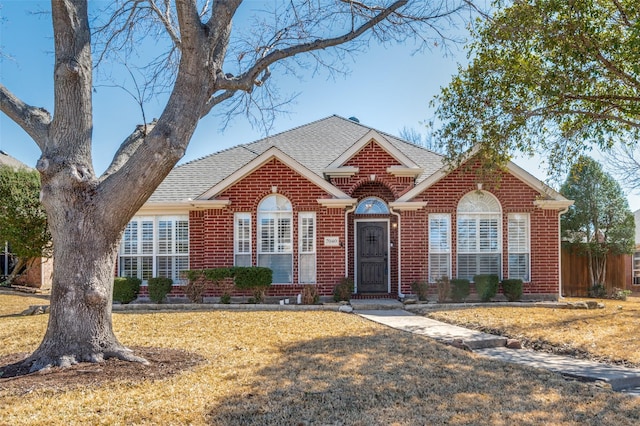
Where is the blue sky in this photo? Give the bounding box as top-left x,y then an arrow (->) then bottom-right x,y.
2,1 -> 639,211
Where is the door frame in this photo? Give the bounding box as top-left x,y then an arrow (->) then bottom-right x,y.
354,218 -> 391,294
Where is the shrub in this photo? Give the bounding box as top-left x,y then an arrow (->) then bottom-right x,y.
450,278 -> 470,302
147,277 -> 173,303
436,276 -> 450,303
219,293 -> 231,304
232,267 -> 272,302
474,274 -> 499,302
302,284 -> 320,304
113,277 -> 141,304
410,280 -> 429,301
333,277 -> 354,302
588,283 -> 607,298
183,279 -> 207,303
501,279 -> 523,302
611,287 -> 631,301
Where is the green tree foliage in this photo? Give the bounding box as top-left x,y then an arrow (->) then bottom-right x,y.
0,165 -> 52,284
560,156 -> 634,286
434,0 -> 640,176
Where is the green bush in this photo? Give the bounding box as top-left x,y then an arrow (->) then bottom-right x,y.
450,278 -> 470,302
219,293 -> 231,304
474,274 -> 499,302
410,280 -> 429,301
501,279 -> 523,302
147,277 -> 173,303
232,266 -> 272,302
333,277 -> 354,302
436,276 -> 450,303
113,277 -> 141,304
588,283 -> 607,298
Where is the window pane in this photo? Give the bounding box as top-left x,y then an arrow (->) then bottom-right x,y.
235,254 -> 251,267
277,217 -> 292,252
457,254 -> 477,281
457,218 -> 476,253
429,216 -> 450,252
260,217 -> 275,252
142,221 -> 154,254
299,253 -> 316,284
123,222 -> 138,255
158,221 -> 173,254
508,254 -> 529,281
175,220 -> 189,254
259,254 -> 292,283
479,219 -> 499,252
429,254 -> 450,282
141,256 -> 153,281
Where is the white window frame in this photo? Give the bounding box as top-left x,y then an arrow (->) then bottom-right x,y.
234,213 -> 252,267
456,191 -> 502,280
257,195 -> 293,284
118,215 -> 189,284
428,213 -> 451,282
298,212 -> 316,284
508,213 -> 530,282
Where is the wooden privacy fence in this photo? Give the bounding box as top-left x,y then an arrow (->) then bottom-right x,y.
561,247 -> 632,297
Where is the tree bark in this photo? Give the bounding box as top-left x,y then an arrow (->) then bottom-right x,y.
24,201 -> 146,371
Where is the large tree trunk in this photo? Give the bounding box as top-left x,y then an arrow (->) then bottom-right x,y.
24,183 -> 146,372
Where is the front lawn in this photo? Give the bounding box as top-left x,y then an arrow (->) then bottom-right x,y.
428,297 -> 640,367
1,293 -> 639,425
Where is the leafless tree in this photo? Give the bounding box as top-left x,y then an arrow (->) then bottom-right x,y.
0,0 -> 477,372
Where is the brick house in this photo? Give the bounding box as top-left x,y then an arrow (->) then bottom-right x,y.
119,116 -> 572,300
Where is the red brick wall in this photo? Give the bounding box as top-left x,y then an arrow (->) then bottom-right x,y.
406,160 -> 560,296
152,147 -> 561,300
186,158 -> 346,297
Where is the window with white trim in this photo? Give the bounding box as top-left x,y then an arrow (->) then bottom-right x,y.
457,191 -> 502,280
299,212 -> 316,284
508,213 -> 530,281
429,214 -> 451,282
258,195 -> 293,283
119,216 -> 189,284
234,213 -> 252,267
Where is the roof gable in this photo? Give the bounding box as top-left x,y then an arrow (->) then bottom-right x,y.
325,130 -> 422,177
198,146 -> 352,201
397,152 -> 572,209
146,116 -> 445,203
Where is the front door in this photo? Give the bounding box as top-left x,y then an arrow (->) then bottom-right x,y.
356,221 -> 388,293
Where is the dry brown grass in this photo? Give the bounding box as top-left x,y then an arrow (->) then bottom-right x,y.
1,293 -> 640,425
428,297 -> 640,367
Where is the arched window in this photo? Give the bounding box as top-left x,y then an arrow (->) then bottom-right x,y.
355,197 -> 389,214
456,191 -> 502,280
258,195 -> 293,283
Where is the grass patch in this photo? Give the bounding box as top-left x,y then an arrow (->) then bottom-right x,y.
428,297 -> 640,367
0,293 -> 639,424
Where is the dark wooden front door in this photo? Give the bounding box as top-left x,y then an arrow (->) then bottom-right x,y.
356,221 -> 388,293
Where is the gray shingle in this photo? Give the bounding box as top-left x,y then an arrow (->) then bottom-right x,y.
0,150 -> 31,170
148,115 -> 444,202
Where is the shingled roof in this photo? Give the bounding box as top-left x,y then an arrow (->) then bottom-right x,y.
149,115 -> 445,203
0,150 -> 30,170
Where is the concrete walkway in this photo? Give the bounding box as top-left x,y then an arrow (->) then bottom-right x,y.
356,308 -> 640,394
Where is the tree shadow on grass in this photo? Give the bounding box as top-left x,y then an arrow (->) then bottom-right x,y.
207,329 -> 640,425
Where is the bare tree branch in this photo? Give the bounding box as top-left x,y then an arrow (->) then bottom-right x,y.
0,84 -> 51,151
213,0 -> 409,94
